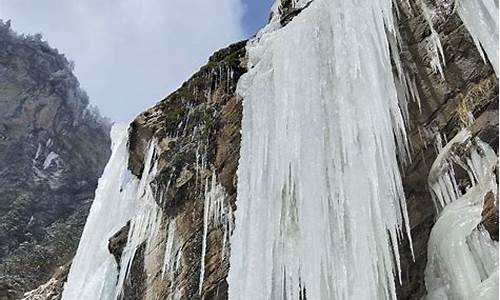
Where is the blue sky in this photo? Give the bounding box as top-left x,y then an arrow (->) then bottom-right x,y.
242,0 -> 275,36
0,0 -> 275,121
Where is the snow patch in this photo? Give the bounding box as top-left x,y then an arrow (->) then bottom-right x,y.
43,151 -> 59,169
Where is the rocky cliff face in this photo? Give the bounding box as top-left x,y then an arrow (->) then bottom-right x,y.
0,21 -> 111,299
395,1 -> 498,298
124,40 -> 247,300
120,1 -> 497,299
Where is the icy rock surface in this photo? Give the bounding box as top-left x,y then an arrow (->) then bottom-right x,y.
113,138 -> 163,299
425,130 -> 499,300
414,0 -> 498,79
420,1 -> 447,78
61,124 -> 139,300
228,0 -> 412,299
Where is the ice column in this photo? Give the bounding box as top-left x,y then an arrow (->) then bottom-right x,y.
228,0 -> 412,299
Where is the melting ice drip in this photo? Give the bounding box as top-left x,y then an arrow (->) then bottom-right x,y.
228,0 -> 412,299
425,129 -> 499,300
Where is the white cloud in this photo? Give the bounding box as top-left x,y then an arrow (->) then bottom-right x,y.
0,0 -> 244,121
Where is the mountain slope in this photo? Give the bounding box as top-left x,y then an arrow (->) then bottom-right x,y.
0,21 -> 111,299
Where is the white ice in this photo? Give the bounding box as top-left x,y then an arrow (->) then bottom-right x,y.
42,151 -> 59,169
61,124 -> 139,300
456,0 -> 499,75
228,0 -> 412,299
427,129 -> 472,211
34,143 -> 42,160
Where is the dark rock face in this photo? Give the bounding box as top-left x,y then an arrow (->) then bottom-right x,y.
108,221 -> 131,271
277,0 -> 311,26
482,192 -> 499,242
121,243 -> 147,300
0,21 -> 111,299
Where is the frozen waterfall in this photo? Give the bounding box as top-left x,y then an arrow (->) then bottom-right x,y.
62,125 -> 164,300
227,0 -> 412,299
61,124 -> 139,300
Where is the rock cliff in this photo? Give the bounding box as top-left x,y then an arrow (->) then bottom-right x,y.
24,0 -> 497,299
122,0 -> 497,299
125,40 -> 247,300
0,21 -> 111,299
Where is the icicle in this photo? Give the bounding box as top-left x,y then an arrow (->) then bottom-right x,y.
427,129 -> 472,211
228,0 -> 412,299
199,171 -> 233,295
456,0 -> 499,75
421,1 -> 446,78
161,215 -> 183,298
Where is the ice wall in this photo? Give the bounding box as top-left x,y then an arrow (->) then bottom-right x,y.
228,0 -> 412,299
425,130 -> 499,300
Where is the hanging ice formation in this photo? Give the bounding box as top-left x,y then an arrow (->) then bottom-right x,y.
61,125 -> 170,300
425,129 -> 499,299
418,0 -> 498,77
456,0 -> 499,75
228,0 -> 413,299
420,1 -> 446,78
